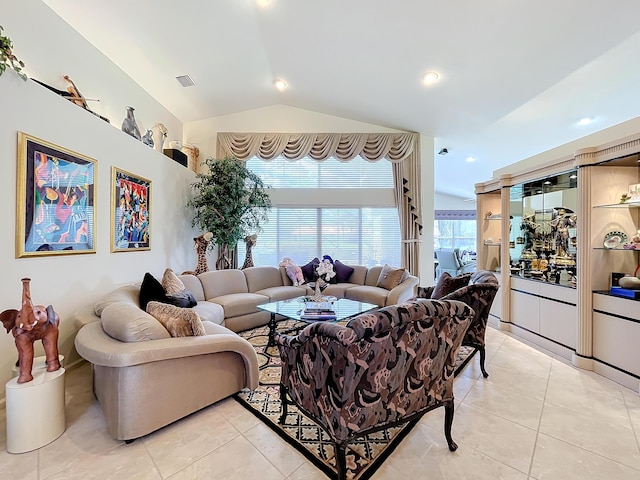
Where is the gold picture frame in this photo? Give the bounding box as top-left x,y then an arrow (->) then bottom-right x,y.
111,166 -> 151,252
16,132 -> 97,257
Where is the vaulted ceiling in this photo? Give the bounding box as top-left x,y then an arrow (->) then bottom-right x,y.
43,0 -> 640,199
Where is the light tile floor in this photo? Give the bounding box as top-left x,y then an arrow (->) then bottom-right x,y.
2,326 -> 640,479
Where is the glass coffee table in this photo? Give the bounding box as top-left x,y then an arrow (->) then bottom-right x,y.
258,298 -> 378,347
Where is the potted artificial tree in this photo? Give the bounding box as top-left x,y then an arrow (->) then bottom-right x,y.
188,156 -> 271,269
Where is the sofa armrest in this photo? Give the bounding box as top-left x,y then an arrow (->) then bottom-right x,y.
386,274 -> 419,305
75,322 -> 259,389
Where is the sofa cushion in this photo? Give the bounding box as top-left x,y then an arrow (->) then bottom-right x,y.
211,292 -> 270,318
431,272 -> 471,299
95,284 -> 141,316
254,286 -> 307,302
101,302 -> 171,342
334,260 -> 355,283
199,270 -> 249,299
192,301 -> 225,325
376,264 -> 406,290
345,285 -> 389,306
178,274 -> 206,301
244,266 -> 284,293
300,257 -> 320,283
146,301 -> 206,337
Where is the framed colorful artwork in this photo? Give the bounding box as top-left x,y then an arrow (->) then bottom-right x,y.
16,132 -> 97,257
111,166 -> 151,252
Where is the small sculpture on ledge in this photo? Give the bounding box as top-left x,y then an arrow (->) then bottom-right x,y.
0,278 -> 61,383
121,106 -> 142,140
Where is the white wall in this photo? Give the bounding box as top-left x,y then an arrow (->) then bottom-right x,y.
184,106 -> 436,282
0,69 -> 198,401
5,0 -> 183,145
435,192 -> 476,210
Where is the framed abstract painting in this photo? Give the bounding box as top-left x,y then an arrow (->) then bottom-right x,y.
111,166 -> 151,252
16,132 -> 97,257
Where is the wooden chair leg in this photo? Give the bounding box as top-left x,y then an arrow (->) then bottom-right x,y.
444,400 -> 458,452
278,383 -> 289,424
335,442 -> 347,480
479,346 -> 489,378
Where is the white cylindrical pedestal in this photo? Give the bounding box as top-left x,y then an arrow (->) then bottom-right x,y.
6,368 -> 66,453
11,355 -> 65,378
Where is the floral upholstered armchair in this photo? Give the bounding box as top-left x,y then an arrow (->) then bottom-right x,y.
275,299 -> 473,480
419,270 -> 499,378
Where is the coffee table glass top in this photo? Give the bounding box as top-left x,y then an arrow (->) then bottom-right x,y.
258,297 -> 377,323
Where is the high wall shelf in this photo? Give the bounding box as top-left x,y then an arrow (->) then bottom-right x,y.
475,133 -> 640,392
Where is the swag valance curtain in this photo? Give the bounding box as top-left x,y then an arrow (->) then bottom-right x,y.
217,132 -> 423,276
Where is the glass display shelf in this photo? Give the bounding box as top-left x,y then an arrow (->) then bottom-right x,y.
593,201 -> 640,209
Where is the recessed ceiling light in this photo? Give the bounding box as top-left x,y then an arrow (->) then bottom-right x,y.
257,0 -> 272,7
422,71 -> 439,85
273,78 -> 287,91
465,156 -> 476,163
577,117 -> 595,126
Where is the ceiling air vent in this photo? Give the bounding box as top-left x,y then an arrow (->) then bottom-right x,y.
176,75 -> 195,87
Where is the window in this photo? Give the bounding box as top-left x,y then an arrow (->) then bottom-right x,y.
434,219 -> 476,251
433,210 -> 476,252
237,156 -> 401,267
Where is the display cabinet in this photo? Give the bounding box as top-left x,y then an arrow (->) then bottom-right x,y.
508,170 -> 578,287
475,133 -> 640,393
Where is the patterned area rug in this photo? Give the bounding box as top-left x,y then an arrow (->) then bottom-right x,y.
234,320 -> 476,480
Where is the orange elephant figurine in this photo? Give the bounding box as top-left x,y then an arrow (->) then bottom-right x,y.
0,278 -> 61,383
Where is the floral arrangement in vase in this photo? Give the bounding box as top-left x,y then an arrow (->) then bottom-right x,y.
311,258 -> 336,301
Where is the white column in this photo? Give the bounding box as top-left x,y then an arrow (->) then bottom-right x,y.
573,165 -> 594,370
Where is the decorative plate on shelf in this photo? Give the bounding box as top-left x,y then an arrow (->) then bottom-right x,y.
603,231 -> 628,249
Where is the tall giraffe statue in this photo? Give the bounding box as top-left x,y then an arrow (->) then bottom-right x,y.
241,234 -> 258,269
182,232 -> 213,275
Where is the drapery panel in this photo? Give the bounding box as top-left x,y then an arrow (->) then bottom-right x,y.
217,132 -> 423,276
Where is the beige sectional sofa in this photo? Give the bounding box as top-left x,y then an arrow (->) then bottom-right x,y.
74,264 -> 418,441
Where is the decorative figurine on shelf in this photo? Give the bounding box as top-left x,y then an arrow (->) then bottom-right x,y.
241,234 -> 258,269
141,129 -> 154,148
550,207 -> 577,265
181,232 -> 213,276
121,106 -> 141,140
623,230 -> 640,250
620,192 -> 632,204
0,278 -> 61,384
151,123 -> 168,152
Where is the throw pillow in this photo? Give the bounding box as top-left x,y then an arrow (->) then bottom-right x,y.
376,264 -> 406,290
139,272 -> 169,310
300,257 -> 320,283
334,260 -> 355,283
167,290 -> 198,308
431,272 -> 471,299
162,268 -> 198,308
146,301 -> 206,337
161,268 -> 186,295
